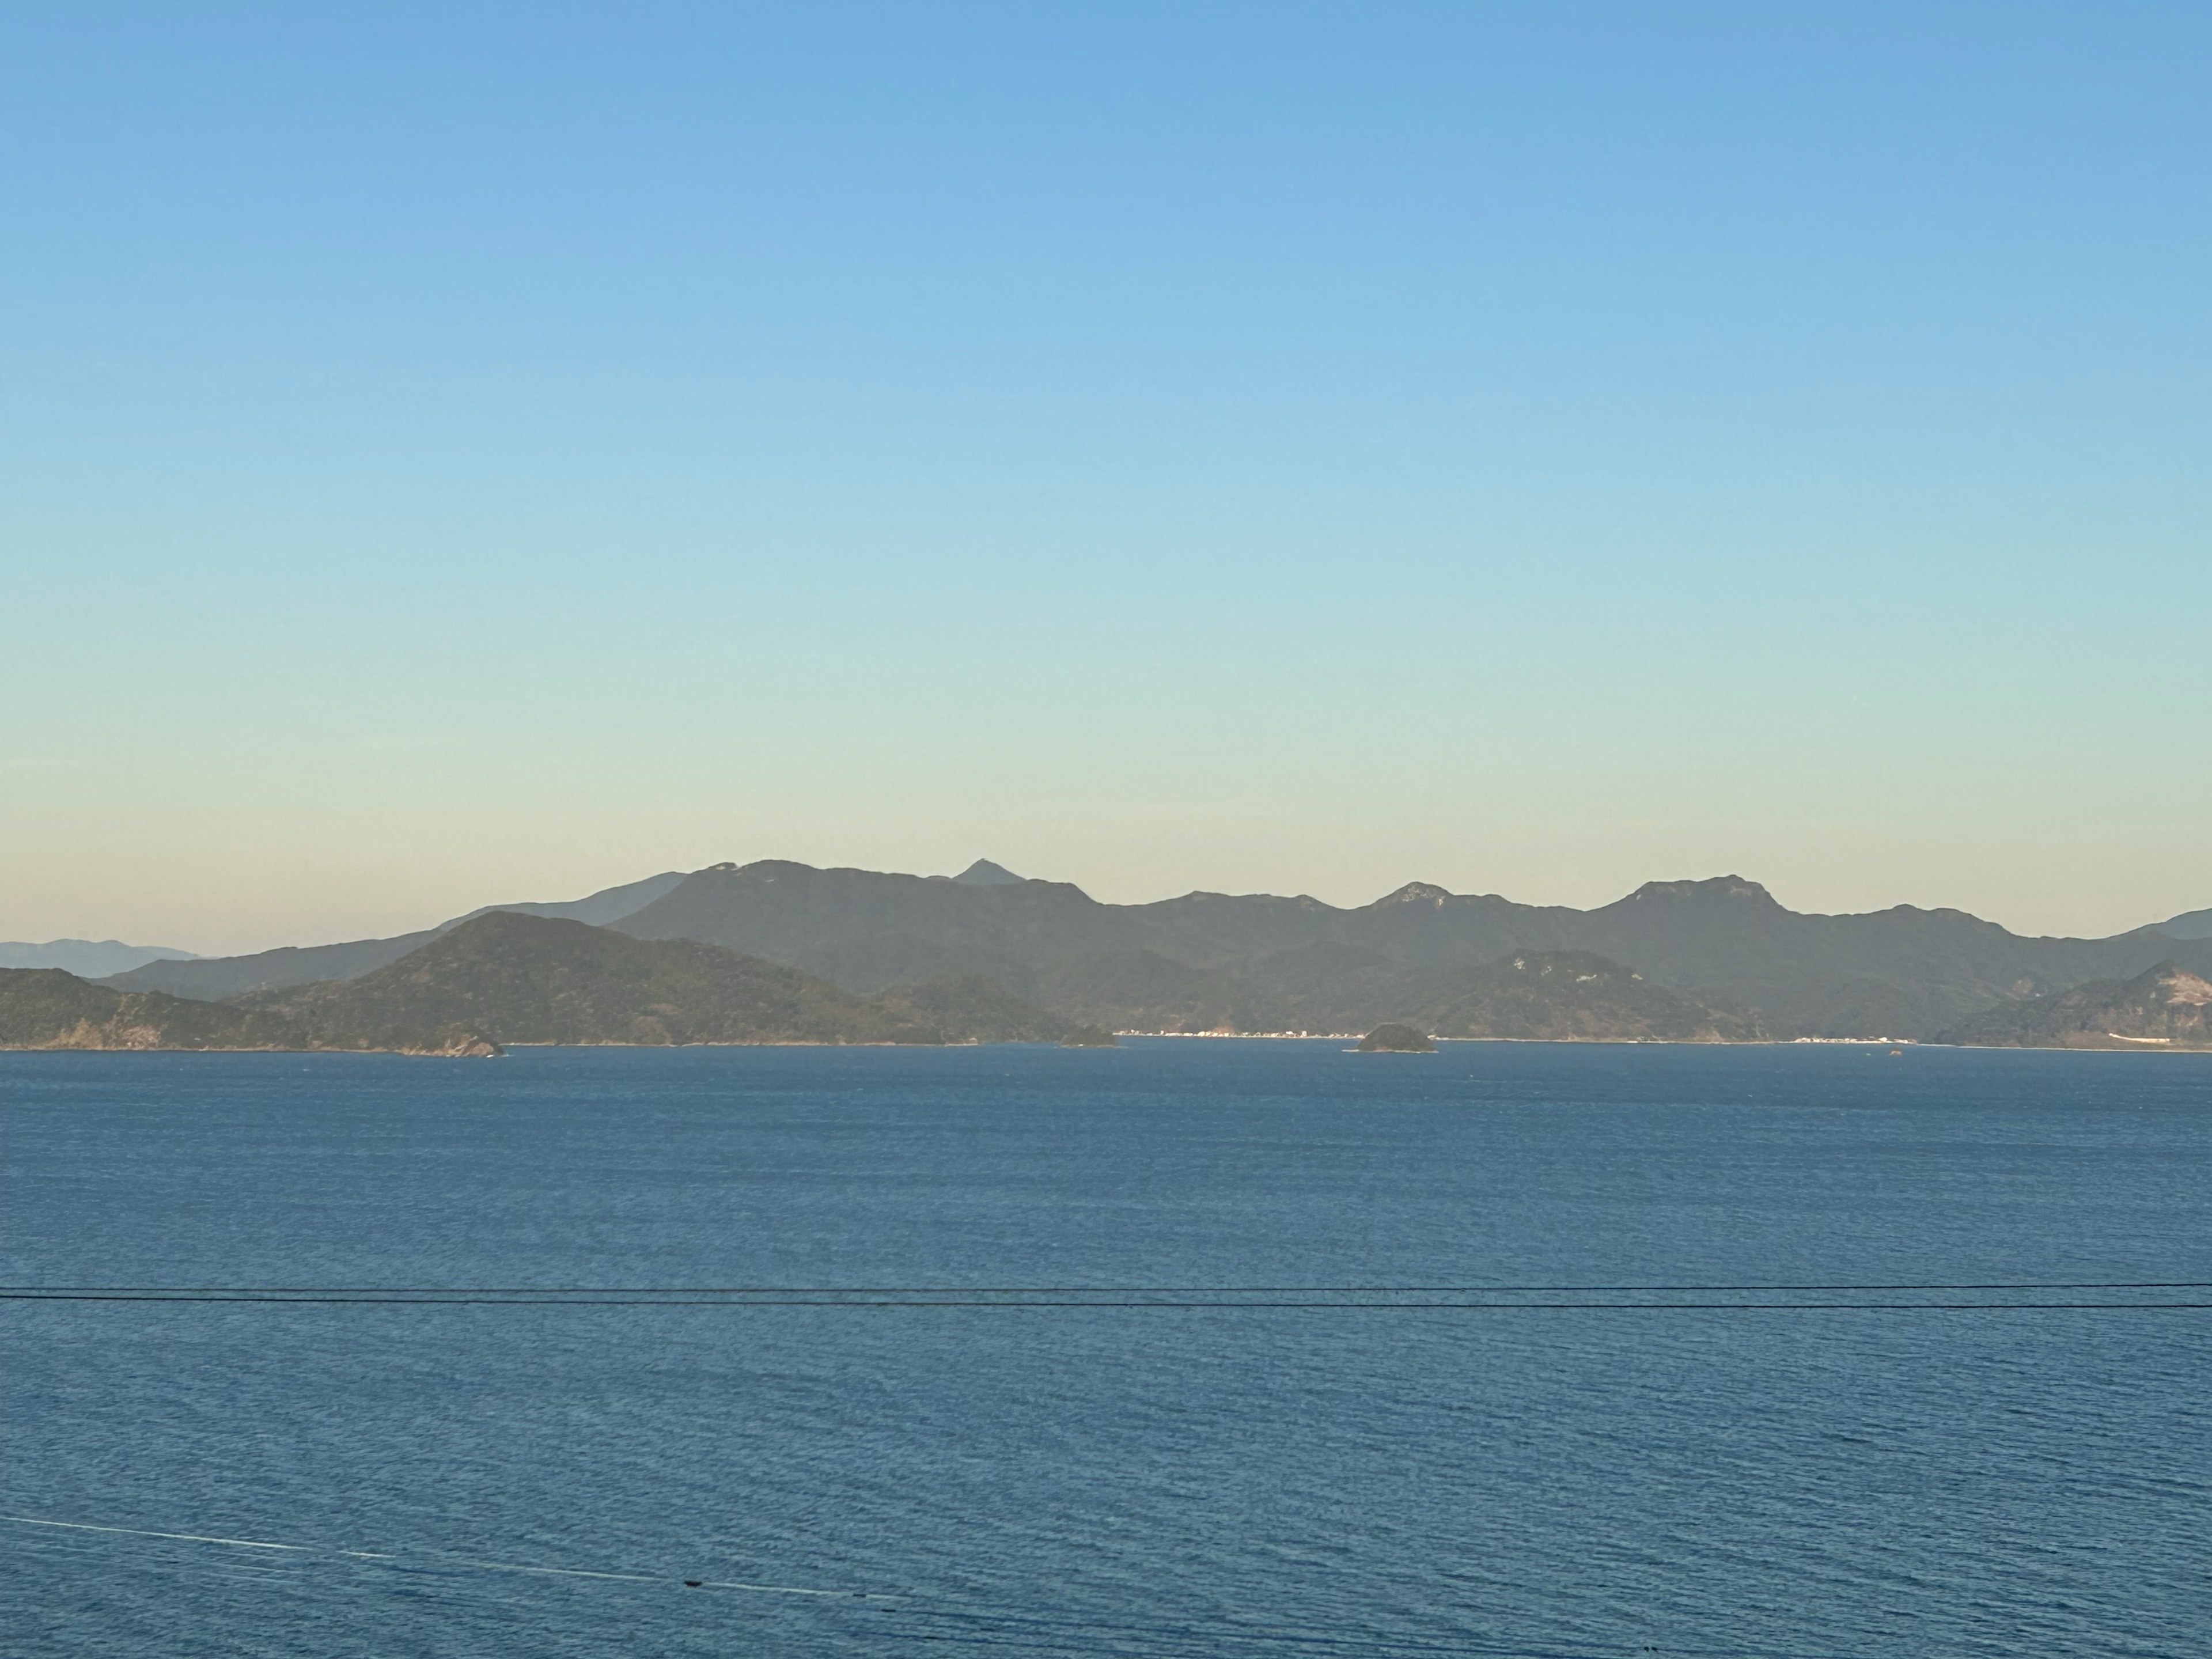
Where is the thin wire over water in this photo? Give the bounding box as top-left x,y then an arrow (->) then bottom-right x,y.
5,1284 -> 2208,1310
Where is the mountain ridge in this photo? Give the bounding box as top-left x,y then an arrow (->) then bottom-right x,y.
611,862 -> 2212,1039
78,859 -> 2212,1042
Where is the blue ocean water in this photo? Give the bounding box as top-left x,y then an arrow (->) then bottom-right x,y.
3,1040 -> 2210,1657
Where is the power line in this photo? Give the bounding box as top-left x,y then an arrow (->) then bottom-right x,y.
7,1280 -> 2209,1294
1,1513 -> 1862,1657
1,1514 -> 883,1601
4,1289 -> 2207,1310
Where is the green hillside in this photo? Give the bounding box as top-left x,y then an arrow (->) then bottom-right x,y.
252,911 -> 1108,1048
1406,950 -> 1766,1043
0,967 -> 442,1051
1940,963 -> 2212,1050
876,972 -> 1116,1046
6,914 -> 1110,1052
1357,1024 -> 1437,1052
1007,944 -> 1758,1040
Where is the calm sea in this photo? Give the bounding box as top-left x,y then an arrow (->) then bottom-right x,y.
3,1041 -> 2209,1657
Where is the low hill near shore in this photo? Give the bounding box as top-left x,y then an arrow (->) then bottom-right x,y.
249,911 -> 1107,1048
244,912 -> 921,1048
1010,944 -> 1760,1039
1407,951 -> 1765,1043
0,967 -> 484,1053
1357,1024 -> 1436,1052
4,914 -> 1111,1052
873,972 -> 1118,1046
1940,963 -> 2212,1050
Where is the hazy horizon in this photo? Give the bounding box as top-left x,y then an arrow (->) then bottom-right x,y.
7,5 -> 2207,953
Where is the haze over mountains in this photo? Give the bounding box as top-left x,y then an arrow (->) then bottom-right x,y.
99,872 -> 688,1000
65,859 -> 2212,1046
0,939 -> 201,976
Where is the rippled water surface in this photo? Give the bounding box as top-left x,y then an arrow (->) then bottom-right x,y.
5,1041 -> 2210,1656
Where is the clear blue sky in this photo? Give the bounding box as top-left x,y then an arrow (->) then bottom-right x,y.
3,2 -> 2206,952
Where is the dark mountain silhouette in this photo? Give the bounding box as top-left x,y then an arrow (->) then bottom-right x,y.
2164,906 -> 2212,941
1940,963 -> 2212,1050
86,858 -> 2212,1041
609,863 -> 2212,1039
619,859 -> 1145,972
444,870 -> 688,928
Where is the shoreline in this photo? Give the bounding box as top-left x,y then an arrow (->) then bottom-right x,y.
6,1036 -> 2209,1056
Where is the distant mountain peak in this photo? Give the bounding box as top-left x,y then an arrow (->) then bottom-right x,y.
1373,882 -> 1451,908
1623,876 -> 1777,906
953,859 -> 1024,887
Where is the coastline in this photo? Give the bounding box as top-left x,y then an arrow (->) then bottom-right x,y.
9,1035 -> 2209,1056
